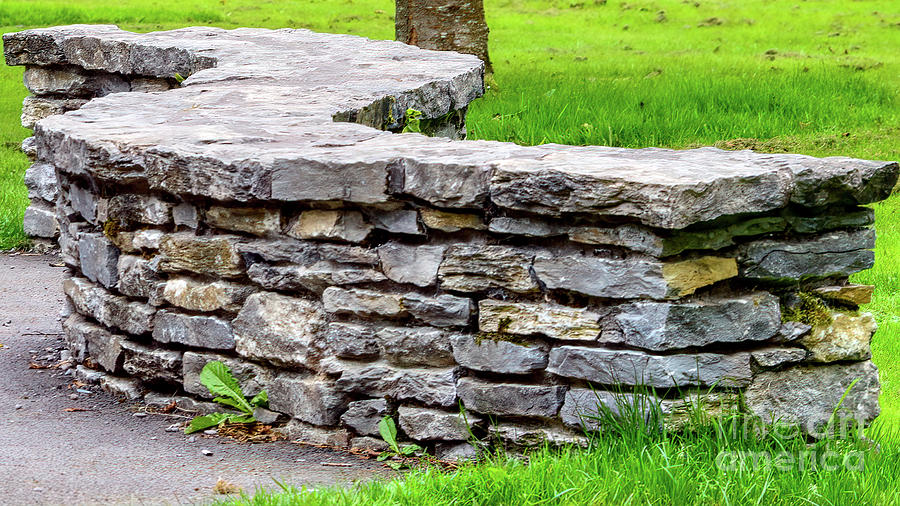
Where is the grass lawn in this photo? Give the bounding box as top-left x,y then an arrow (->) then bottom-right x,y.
2,0 -> 899,503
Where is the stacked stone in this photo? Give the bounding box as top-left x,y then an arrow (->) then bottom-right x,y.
5,26 -> 897,457
15,49 -> 178,249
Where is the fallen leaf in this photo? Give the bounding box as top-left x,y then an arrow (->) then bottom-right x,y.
63,408 -> 92,412
213,478 -> 242,495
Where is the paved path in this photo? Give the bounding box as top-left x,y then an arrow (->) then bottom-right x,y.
0,253 -> 385,505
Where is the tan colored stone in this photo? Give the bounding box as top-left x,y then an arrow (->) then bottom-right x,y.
287,210 -> 373,242
814,285 -> 874,307
800,312 -> 876,363
661,256 -> 738,297
163,276 -> 254,312
478,300 -> 600,341
206,206 -> 281,236
158,233 -> 244,278
420,208 -> 486,232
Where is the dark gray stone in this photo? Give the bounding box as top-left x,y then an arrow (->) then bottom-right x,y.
450,334 -> 548,374
23,202 -> 58,238
24,162 -> 58,202
268,375 -> 349,426
182,351 -> 273,399
325,322 -> 380,359
750,347 -> 808,368
120,340 -> 182,384
335,362 -> 458,407
376,326 -> 455,367
456,377 -> 565,417
560,388 -> 662,431
369,209 -> 424,236
340,399 -> 388,436
740,229 -> 876,281
117,255 -> 165,305
107,194 -> 172,225
78,234 -> 119,288
402,292 -> 473,327
247,261 -> 385,294
398,406 -> 480,441
152,310 -> 234,350
62,314 -> 123,372
64,277 -> 155,335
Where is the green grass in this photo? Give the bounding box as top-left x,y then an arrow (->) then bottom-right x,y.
2,0 -> 900,503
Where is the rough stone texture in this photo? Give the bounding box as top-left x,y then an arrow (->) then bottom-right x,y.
799,312 -> 876,363
99,375 -> 145,400
233,292 -> 328,367
335,362 -> 458,407
478,300 -> 600,341
740,229 -> 875,281
322,287 -> 406,318
64,277 -> 155,335
268,375 -> 349,426
162,276 -> 253,312
456,377 -> 565,417
63,314 -> 124,372
378,243 -> 444,287
120,340 -> 182,384
152,310 -> 234,350
340,399 -> 388,436
324,322 -> 380,359
288,210 -> 373,243
560,388 -> 661,431
182,351 -> 273,399
398,406 -> 480,441
78,233 -> 119,288
14,25 -> 894,445
548,346 -> 752,388
601,293 -> 781,351
376,326 -> 455,367
451,334 -> 549,374
438,245 -> 538,293
158,233 -> 244,278
745,361 -> 881,435
814,284 -> 874,306
402,292 -> 473,327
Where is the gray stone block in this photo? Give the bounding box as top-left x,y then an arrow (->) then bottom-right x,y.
182,351 -> 273,399
152,310 -> 234,350
322,287 -> 406,318
398,406 -> 480,441
325,322 -> 380,359
23,202 -> 58,238
456,377 -> 565,417
740,229 -> 876,282
438,245 -> 538,293
378,243 -> 445,287
268,375 -> 349,426
478,299 -> 600,341
340,399 -> 388,436
376,326 -> 455,367
335,362 -> 458,407
451,334 -> 548,374
120,340 -> 182,384
78,234 -> 120,288
24,162 -> 58,202
402,292 -> 473,327
64,277 -> 155,335
233,292 -> 327,367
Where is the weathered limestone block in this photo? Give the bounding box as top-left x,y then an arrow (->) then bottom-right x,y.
107,194 -> 172,225
547,346 -> 752,388
398,406 -> 481,441
322,287 -> 406,318
814,284 -> 874,306
23,65 -> 129,96
533,254 -> 737,300
268,375 -> 349,426
569,223 -> 669,256
117,255 -> 165,305
489,216 -> 563,237
378,243 -> 445,287
110,229 -> 165,253
451,334 -> 549,374
335,362 -> 458,407
340,399 -> 388,436
158,233 -> 244,278
401,292 -> 473,327
376,327 -> 455,367
602,293 -> 781,351
22,202 -> 58,238
120,340 -> 182,384
745,361 -> 880,434
388,154 -> 493,209
182,351 -> 273,399
63,314 -> 123,372
478,300 -> 601,341
488,422 -> 588,448
67,184 -> 97,223
325,322 -> 380,359
247,261 -> 385,294
750,347 -> 808,368
100,375 -> 145,400
438,245 -> 538,293
78,233 -> 119,288
21,136 -> 37,159
64,277 -> 155,335
172,202 -> 199,229
662,391 -> 742,431
368,209 -> 424,236
24,162 -> 58,202
456,377 -> 565,417
799,312 -> 876,363
233,292 -> 327,367
152,310 -> 234,350
21,95 -> 87,129
162,276 -> 253,312
420,208 -> 485,232
206,206 -> 280,236
740,229 -> 875,281
287,210 -> 373,242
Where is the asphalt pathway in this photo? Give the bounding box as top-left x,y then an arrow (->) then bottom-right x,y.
0,253 -> 385,505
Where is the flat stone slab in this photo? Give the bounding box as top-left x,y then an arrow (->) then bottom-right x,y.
5,25 -> 897,229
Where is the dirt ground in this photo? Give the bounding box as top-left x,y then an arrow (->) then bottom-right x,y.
0,253 -> 387,505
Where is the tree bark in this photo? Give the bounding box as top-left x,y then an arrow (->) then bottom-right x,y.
395,0 -> 492,73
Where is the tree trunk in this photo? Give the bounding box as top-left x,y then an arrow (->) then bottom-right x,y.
395,0 -> 492,73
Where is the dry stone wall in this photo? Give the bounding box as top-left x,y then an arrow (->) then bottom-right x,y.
5,25 -> 898,456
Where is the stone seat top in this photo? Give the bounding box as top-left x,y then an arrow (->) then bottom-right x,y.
5,25 -> 897,229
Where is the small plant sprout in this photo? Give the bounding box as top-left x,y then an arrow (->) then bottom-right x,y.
377,415 -> 423,470
185,360 -> 268,434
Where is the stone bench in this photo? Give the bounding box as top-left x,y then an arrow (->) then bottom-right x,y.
5,25 -> 897,454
